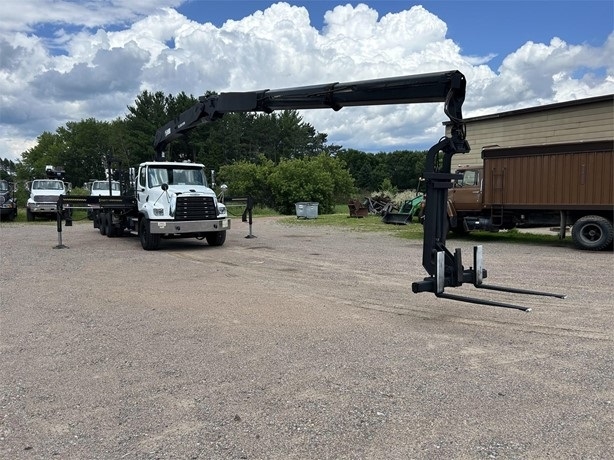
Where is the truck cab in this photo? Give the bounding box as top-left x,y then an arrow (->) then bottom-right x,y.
90,180 -> 121,196
26,179 -> 69,221
87,180 -> 121,219
446,165 -> 499,233
449,166 -> 483,211
135,162 -> 229,249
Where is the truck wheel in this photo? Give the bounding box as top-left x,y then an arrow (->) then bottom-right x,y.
105,213 -> 117,238
98,213 -> 107,235
26,208 -> 34,222
205,231 -> 226,247
139,218 -> 160,250
449,217 -> 467,236
572,215 -> 613,251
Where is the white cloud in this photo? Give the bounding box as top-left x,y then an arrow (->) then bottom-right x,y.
0,0 -> 183,32
0,1 -> 613,161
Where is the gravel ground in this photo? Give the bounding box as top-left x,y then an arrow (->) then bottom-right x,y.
1,217 -> 612,459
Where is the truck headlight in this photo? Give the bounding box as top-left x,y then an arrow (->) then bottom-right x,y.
153,207 -> 165,217
217,203 -> 227,218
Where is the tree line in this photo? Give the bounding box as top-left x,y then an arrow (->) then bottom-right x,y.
3,90 -> 428,210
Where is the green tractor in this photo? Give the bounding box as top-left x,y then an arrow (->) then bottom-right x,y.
381,194 -> 424,225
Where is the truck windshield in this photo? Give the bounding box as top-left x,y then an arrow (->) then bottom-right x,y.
33,180 -> 64,190
148,167 -> 206,187
93,181 -> 120,191
456,170 -> 479,187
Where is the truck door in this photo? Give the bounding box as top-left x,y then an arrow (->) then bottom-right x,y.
449,168 -> 483,211
137,166 -> 148,205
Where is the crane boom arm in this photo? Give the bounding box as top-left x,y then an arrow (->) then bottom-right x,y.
153,70 -> 466,155
151,69 -> 564,311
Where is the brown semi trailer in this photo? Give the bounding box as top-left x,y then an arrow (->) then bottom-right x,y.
447,139 -> 614,250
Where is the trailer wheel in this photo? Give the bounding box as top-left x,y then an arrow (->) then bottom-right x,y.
205,230 -> 226,247
572,215 -> 613,251
139,218 -> 160,250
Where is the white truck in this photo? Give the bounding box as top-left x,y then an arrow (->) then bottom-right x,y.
26,179 -> 69,221
90,180 -> 121,196
87,179 -> 121,219
86,161 -> 229,250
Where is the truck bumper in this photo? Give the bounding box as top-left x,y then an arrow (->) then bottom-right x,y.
28,203 -> 58,213
148,218 -> 231,234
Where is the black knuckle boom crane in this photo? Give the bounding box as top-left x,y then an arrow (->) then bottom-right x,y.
153,70 -> 565,311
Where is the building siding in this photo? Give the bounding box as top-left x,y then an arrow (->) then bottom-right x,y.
445,95 -> 614,166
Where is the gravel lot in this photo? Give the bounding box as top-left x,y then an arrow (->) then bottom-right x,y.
1,217 -> 612,459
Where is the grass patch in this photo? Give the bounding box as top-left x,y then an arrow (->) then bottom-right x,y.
4,208 -> 91,225
278,212 -> 424,239
226,203 -> 280,218
274,207 -> 575,248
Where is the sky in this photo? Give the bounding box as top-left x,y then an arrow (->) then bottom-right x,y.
0,1 -> 613,162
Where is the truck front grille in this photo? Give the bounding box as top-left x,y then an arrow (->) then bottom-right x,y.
175,196 -> 217,221
33,195 -> 60,203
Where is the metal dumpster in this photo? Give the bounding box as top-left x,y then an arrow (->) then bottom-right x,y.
295,202 -> 319,219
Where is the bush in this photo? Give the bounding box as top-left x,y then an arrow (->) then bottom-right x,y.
218,154 -> 355,214
218,156 -> 274,207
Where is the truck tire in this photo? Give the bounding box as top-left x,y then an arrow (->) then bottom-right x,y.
139,218 -> 160,250
105,213 -> 115,237
206,230 -> 226,247
26,208 -> 34,222
572,215 -> 613,251
98,213 -> 107,235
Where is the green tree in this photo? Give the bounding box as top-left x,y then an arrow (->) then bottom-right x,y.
218,156 -> 275,207
55,118 -> 113,187
310,154 -> 356,203
124,90 -> 170,163
267,154 -> 354,214
0,158 -> 17,181
19,131 -> 64,182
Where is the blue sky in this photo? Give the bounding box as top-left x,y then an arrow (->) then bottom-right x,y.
0,0 -> 612,161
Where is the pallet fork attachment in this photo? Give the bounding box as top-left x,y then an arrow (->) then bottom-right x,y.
412,245 -> 567,311
411,125 -> 566,311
